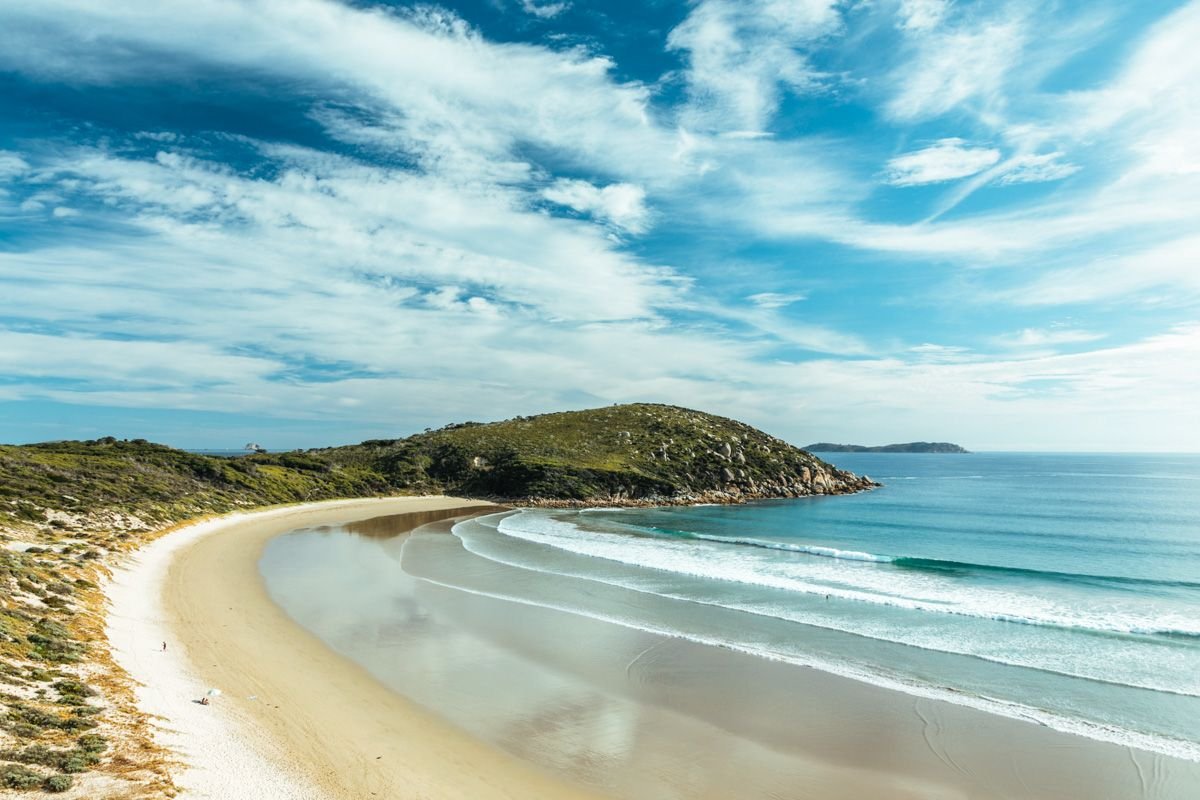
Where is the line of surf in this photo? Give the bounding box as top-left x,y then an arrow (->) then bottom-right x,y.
493,512 -> 1200,639
452,516 -> 1200,697
641,526 -> 1200,590
407,527 -> 1200,764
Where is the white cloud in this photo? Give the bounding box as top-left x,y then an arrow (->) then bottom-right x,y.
747,291 -> 806,309
667,0 -> 842,133
994,327 -> 1104,348
994,151 -> 1079,185
897,0 -> 950,32
1131,130 -> 1200,178
884,138 -> 1001,186
133,131 -> 181,143
1002,236 -> 1200,307
520,0 -> 569,19
887,14 -> 1025,121
0,151 -> 29,180
1064,2 -> 1200,137
908,343 -> 974,363
542,179 -> 650,233
0,0 -> 678,185
15,143 -> 677,320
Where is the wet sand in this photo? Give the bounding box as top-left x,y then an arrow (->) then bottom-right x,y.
262,510 -> 1200,800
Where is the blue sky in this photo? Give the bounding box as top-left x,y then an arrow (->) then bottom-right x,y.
1,0 -> 1198,451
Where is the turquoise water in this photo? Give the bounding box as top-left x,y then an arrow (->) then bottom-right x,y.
458,453 -> 1200,759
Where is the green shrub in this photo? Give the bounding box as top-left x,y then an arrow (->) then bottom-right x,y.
7,721 -> 41,739
53,679 -> 96,705
2,763 -> 42,789
43,773 -> 72,792
2,740 -> 103,772
17,579 -> 43,596
27,618 -> 83,662
33,619 -> 69,639
77,733 -> 107,754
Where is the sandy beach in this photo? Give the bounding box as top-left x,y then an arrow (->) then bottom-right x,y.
105,495 -> 1200,800
107,497 -> 605,799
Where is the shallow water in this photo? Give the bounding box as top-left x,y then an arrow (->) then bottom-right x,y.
260,454 -> 1200,799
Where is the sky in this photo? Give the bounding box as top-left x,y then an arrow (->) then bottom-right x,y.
0,0 -> 1198,452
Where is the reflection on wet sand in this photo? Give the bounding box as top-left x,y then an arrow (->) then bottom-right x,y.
260,512 -> 1200,800
342,505 -> 509,538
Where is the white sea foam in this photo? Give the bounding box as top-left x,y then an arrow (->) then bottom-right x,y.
685,531 -> 893,562
416,525 -> 1200,764
493,511 -> 1200,639
457,515 -> 1200,697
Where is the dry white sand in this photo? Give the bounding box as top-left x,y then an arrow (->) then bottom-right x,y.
107,506 -> 331,798
107,496 -> 601,799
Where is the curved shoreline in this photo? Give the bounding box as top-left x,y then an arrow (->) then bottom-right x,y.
107,497 -> 605,799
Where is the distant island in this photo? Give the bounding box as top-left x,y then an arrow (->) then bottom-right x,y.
805,442 -> 969,454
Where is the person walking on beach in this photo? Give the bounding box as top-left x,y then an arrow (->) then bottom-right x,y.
162,641 -> 167,652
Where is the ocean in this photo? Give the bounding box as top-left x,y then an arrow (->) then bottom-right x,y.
261,453 -> 1200,798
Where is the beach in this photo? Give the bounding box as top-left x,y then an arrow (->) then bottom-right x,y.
107,497 -> 604,799
107,479 -> 1200,799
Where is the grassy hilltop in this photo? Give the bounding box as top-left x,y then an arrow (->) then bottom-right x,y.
329,403 -> 875,503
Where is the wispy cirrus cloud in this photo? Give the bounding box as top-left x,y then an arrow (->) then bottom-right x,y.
1000,236 -> 1200,308
884,138 -> 1001,186
886,8 -> 1026,121
667,0 -> 842,133
747,291 -> 807,309
993,327 -> 1105,348
0,0 -> 678,184
993,152 -> 1080,185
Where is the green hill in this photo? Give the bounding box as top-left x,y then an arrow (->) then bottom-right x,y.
0,404 -> 876,535
319,403 -> 877,504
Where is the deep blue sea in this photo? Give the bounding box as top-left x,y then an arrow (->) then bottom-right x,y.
458,453 -> 1200,759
